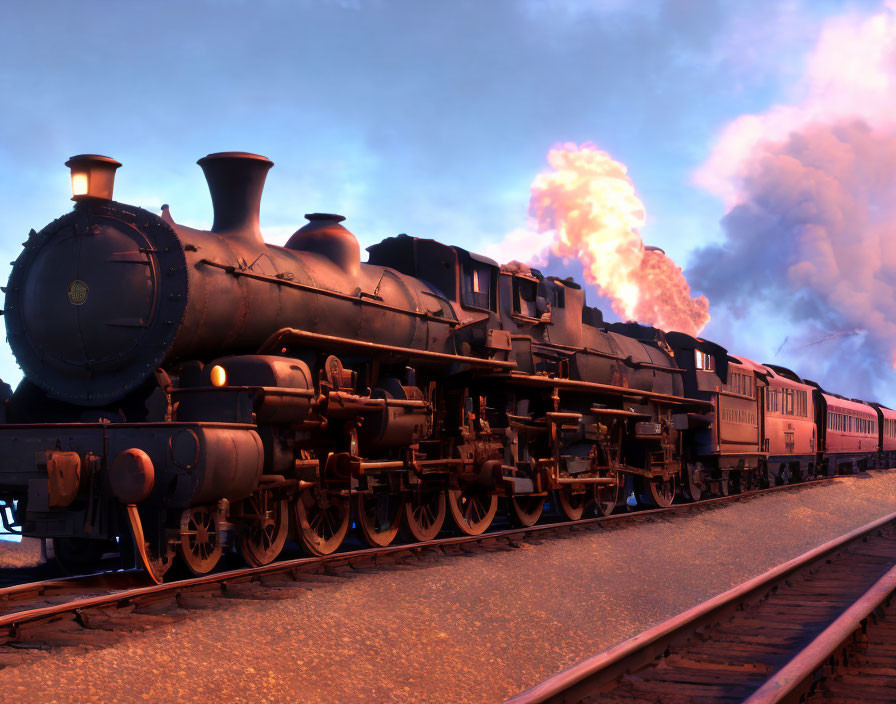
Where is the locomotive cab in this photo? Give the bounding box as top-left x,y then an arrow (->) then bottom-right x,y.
367,234 -> 459,302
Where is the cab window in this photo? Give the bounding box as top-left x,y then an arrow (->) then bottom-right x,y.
695,350 -> 715,371
462,260 -> 497,312
550,286 -> 565,309
512,277 -> 538,317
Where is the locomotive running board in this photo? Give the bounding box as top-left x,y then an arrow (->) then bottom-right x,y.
486,371 -> 714,410
258,327 -> 516,370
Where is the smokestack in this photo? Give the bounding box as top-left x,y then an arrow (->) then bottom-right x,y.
197,152 -> 273,246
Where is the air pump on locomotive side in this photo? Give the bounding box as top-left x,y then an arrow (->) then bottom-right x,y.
0,152 -> 885,582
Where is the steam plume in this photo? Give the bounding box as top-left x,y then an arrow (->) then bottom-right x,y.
486,143 -> 710,337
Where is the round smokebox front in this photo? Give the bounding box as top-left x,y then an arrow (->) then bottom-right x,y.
5,203 -> 188,406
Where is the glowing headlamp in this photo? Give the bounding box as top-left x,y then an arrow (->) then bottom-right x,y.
65,154 -> 122,202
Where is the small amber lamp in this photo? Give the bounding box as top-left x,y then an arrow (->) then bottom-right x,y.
209,365 -> 227,387
64,154 -> 122,202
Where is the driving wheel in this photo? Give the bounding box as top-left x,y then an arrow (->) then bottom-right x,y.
447,488 -> 498,536
403,485 -> 447,542
356,492 -> 404,547
647,475 -> 676,508
178,506 -> 224,575
594,472 -> 620,517
509,494 -> 546,527
239,491 -> 289,567
294,487 -> 350,556
557,485 -> 590,521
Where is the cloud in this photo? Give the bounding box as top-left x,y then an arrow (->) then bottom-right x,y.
695,2 -> 896,205
692,2 -> 896,403
479,227 -> 552,268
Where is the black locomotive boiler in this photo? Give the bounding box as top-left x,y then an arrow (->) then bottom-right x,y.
0,151 -> 769,580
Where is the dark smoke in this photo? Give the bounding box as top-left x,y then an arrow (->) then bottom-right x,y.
689,120 -> 896,404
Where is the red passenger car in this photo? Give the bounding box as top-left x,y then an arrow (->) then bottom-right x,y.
716,355 -> 764,485
666,334 -> 765,500
871,403 -> 896,469
813,389 -> 878,473
761,365 -> 817,483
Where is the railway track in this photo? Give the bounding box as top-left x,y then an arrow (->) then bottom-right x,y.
505,505 -> 896,704
0,474 -> 858,651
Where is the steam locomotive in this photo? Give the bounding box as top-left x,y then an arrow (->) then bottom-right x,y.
1,152 -> 892,581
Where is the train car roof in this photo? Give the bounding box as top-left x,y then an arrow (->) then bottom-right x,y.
762,363 -> 804,383
665,331 -> 728,356
761,365 -> 815,391
875,404 -> 896,421
466,250 -> 499,267
728,354 -> 768,377
820,393 -> 877,414
876,406 -> 896,420
367,233 -> 500,269
808,377 -> 877,411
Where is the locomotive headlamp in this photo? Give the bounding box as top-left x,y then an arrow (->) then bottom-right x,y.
209,365 -> 227,387
64,154 -> 122,202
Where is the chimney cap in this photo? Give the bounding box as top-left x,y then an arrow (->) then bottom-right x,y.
197,152 -> 273,166
305,213 -> 345,223
65,154 -> 122,169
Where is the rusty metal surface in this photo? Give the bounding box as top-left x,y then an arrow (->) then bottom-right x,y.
5,150 -> 894,593
257,327 -> 515,368
4,150 -> 896,701
483,371 -> 714,409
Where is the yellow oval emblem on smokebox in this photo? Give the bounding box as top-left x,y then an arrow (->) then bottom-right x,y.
67,280 -> 88,306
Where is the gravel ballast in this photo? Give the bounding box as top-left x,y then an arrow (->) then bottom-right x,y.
4,471 -> 896,703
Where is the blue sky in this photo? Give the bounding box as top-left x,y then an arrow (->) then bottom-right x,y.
0,0 -> 891,402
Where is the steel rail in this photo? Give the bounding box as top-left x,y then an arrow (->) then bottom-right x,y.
0,569 -> 146,602
0,474 -> 849,643
504,508 -> 896,704
743,562 -> 896,704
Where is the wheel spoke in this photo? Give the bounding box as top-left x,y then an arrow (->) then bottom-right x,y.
294,488 -> 349,556
179,506 -> 223,576
463,498 -> 474,521
404,488 -> 446,542
449,489 -> 495,536
239,493 -> 289,568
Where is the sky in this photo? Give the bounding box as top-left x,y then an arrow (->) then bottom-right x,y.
1,0 -> 894,404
